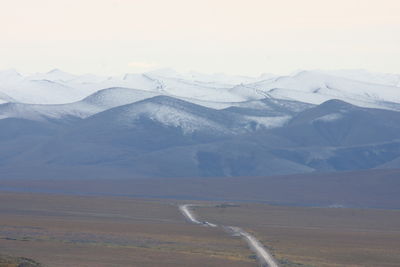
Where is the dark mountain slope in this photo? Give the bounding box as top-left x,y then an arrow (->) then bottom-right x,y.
270,99 -> 400,147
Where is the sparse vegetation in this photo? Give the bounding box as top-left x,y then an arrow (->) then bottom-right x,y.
2,191 -> 400,266
197,203 -> 400,267
278,258 -> 315,267
0,255 -> 43,267
0,192 -> 254,267
215,203 -> 241,208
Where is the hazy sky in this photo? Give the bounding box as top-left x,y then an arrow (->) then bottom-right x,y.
1,0 -> 399,76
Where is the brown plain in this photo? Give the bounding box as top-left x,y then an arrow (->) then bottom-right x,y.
196,204 -> 400,267
0,192 -> 254,267
1,192 -> 400,267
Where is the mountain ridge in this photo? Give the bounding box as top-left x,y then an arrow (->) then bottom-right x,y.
0,69 -> 399,178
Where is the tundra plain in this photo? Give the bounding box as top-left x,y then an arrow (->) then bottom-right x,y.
1,192 -> 400,266
196,204 -> 400,267
0,192 -> 253,267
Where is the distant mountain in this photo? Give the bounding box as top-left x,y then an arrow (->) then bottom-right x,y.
315,69 -> 400,87
1,68 -> 399,109
271,99 -> 400,147
247,70 -> 400,110
0,69 -> 399,178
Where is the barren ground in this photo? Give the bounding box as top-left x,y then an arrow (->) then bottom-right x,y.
196,203 -> 400,267
1,192 -> 400,267
0,192 -> 253,267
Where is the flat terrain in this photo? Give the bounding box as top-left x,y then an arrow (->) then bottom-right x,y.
1,168 -> 399,209
0,192 -> 254,267
2,192 -> 400,267
196,204 -> 400,267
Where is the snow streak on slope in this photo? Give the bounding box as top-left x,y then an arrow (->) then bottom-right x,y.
0,68 -> 399,131
315,69 -> 400,87
0,69 -> 399,110
94,96 -> 241,135
0,69 -> 91,104
0,88 -> 160,121
247,71 -> 400,110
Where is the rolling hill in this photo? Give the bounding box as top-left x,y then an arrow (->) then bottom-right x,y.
0,68 -> 399,178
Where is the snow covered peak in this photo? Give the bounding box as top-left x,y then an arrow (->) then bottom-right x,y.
246,70 -> 400,110
145,68 -> 181,78
28,69 -> 77,82
87,95 -> 238,135
0,69 -> 21,77
0,92 -> 16,104
0,68 -> 399,111
82,87 -> 160,108
0,69 -> 23,85
314,69 -> 400,87
47,68 -> 64,74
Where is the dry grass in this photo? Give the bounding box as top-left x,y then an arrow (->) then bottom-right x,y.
0,254 -> 42,267
0,192 -> 254,267
2,191 -> 400,267
197,203 -> 400,267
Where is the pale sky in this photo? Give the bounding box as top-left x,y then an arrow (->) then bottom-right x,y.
1,0 -> 399,76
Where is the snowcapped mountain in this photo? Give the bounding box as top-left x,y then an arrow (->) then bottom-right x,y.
314,69 -> 400,87
247,71 -> 400,110
0,88 -> 159,121
1,68 -> 398,109
0,68 -> 399,178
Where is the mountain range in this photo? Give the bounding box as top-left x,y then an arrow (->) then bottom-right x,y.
0,68 -> 399,179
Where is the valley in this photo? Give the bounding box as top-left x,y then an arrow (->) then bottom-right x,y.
3,1 -> 400,266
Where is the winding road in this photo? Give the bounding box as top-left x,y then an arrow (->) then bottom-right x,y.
179,204 -> 279,267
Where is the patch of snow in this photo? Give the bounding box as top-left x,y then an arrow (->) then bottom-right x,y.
116,101 -> 231,135
315,69 -> 400,87
247,71 -> 400,110
314,113 -> 343,122
0,68 -> 399,114
245,115 -> 291,129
